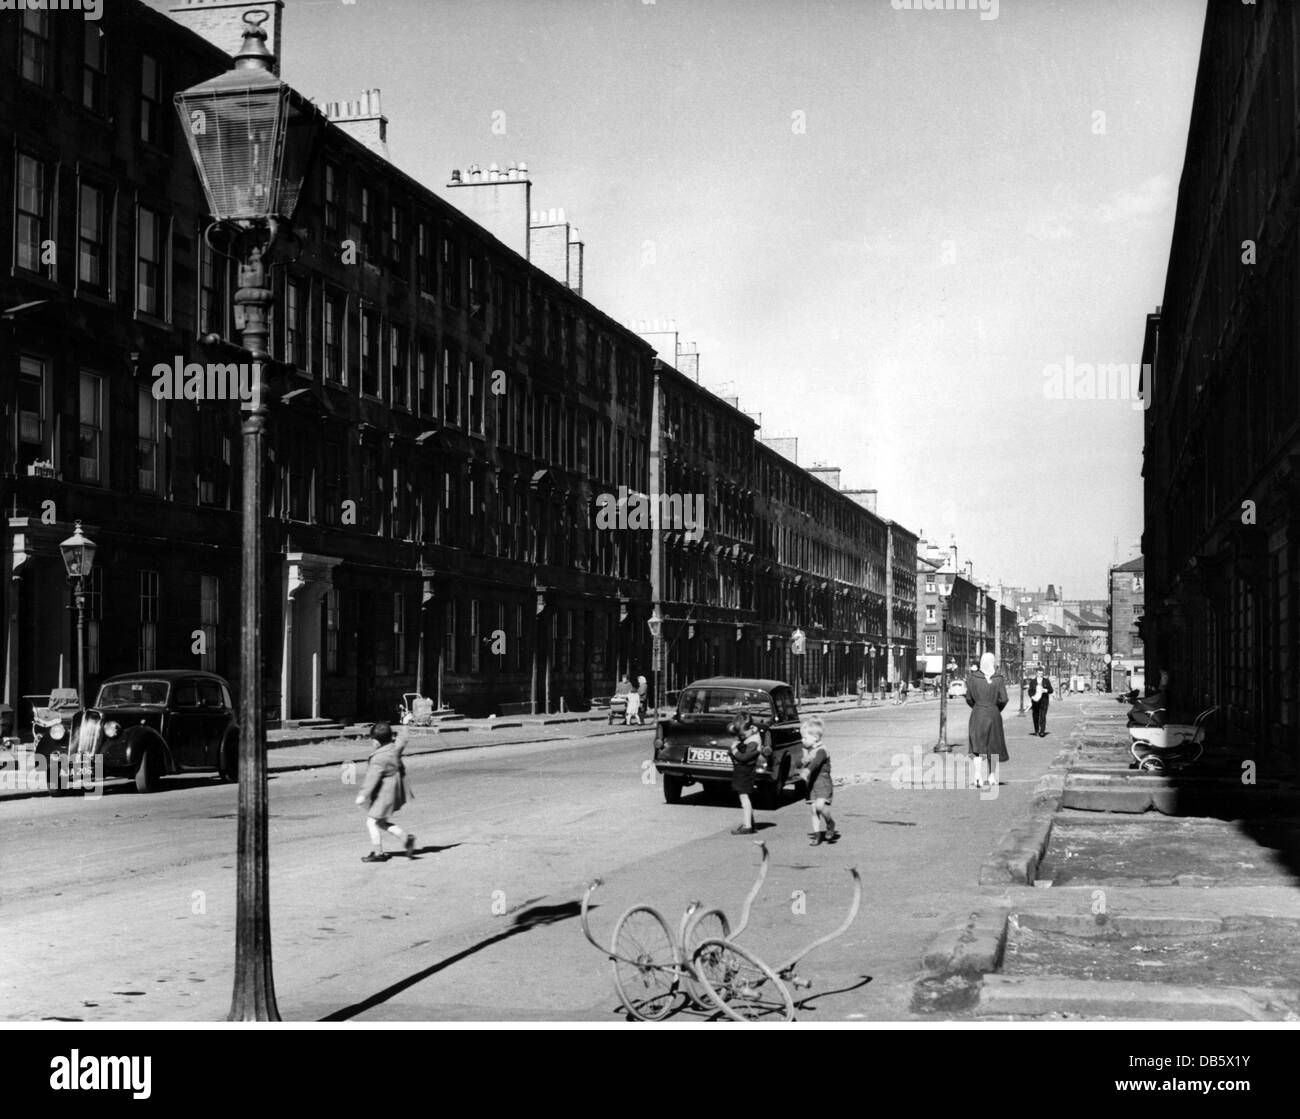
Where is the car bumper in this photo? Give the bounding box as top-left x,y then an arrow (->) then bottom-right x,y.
653,761 -> 779,785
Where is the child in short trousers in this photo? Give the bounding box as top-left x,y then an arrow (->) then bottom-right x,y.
799,715 -> 837,845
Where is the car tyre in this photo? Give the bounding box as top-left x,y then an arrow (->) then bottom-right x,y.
755,755 -> 791,811
135,748 -> 161,793
219,736 -> 239,783
663,773 -> 684,804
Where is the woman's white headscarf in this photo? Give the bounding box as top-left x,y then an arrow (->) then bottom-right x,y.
979,652 -> 997,678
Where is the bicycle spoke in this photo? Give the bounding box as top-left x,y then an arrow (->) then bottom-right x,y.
612,907 -> 679,1021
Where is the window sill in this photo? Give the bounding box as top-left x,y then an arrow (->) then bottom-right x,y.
9,268 -> 61,291
134,310 -> 173,331
74,287 -> 116,309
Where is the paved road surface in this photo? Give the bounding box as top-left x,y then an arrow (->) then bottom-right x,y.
0,695 -> 1087,1021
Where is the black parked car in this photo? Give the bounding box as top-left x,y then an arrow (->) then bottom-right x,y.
58,671 -> 240,793
652,677 -> 804,806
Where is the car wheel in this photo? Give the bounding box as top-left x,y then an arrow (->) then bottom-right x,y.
663,773 -> 684,804
219,737 -> 239,782
755,755 -> 791,810
135,748 -> 160,793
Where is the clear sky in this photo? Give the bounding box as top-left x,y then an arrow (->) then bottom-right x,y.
279,0 -> 1206,600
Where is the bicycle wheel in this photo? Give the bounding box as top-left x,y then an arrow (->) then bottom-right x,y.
682,907 -> 731,1008
611,905 -> 679,1021
691,938 -> 795,1022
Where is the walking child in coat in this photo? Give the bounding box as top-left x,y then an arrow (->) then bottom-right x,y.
727,713 -> 762,835
355,721 -> 415,862
800,715 -> 837,844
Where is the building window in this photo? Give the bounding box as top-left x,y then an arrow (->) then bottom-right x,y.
417,221 -> 435,293
322,440 -> 344,526
445,599 -> 458,673
197,408 -> 231,507
17,355 -> 48,470
78,183 -> 111,295
394,592 -> 407,673
469,600 -> 481,673
137,205 -> 169,319
79,372 -> 105,485
200,575 -> 220,673
20,11 -> 50,85
139,571 -> 159,670
925,580 -> 936,593
325,588 -> 340,673
16,154 -> 49,275
323,163 -> 341,235
391,324 -> 408,409
361,309 -> 380,396
360,186 -> 379,258
926,606 -> 936,624
140,54 -> 165,146
389,205 -> 404,269
442,346 -> 459,426
285,278 -> 308,367
199,236 -> 226,337
468,360 -> 483,434
442,234 -> 459,306
83,24 -> 109,114
323,293 -> 343,383
417,339 -> 434,417
137,387 -> 160,494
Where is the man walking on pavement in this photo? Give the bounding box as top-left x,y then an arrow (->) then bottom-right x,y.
1028,668 -> 1053,736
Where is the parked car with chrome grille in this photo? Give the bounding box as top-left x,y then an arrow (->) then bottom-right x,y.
53,671 -> 240,793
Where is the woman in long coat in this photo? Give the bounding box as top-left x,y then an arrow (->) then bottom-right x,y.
355,722 -> 415,862
965,651 -> 1009,789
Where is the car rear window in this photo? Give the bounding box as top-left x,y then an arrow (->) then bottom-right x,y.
97,680 -> 170,706
677,688 -> 774,718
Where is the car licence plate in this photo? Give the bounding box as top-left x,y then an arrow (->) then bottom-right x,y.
687,747 -> 732,765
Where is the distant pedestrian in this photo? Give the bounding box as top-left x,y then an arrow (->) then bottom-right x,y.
1028,669 -> 1053,736
636,675 -> 649,722
355,722 -> 415,862
898,678 -> 909,705
727,713 -> 762,835
966,652 -> 1009,789
799,715 -> 837,844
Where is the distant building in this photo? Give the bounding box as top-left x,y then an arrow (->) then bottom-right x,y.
1108,557 -> 1145,690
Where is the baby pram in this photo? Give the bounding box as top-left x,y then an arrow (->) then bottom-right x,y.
1129,705 -> 1217,773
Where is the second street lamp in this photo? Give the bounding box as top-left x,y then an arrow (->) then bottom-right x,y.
934,579 -> 954,752
58,522 -> 98,715
1017,621 -> 1028,716
174,12 -> 325,1023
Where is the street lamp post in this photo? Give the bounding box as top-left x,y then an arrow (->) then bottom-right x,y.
174,12 -> 325,1022
647,607 -> 663,723
1017,621 -> 1028,716
934,580 -> 954,752
58,522 -> 98,711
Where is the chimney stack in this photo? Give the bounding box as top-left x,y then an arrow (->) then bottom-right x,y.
323,87 -> 389,160
447,161 -> 533,258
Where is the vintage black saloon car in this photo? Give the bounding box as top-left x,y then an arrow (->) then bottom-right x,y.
653,677 -> 803,805
61,671 -> 240,792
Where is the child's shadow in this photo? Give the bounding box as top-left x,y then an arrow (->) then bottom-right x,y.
752,822 -> 779,832
408,843 -> 461,858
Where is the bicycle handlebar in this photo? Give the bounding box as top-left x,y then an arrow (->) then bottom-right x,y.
731,840 -> 769,940
777,866 -> 862,978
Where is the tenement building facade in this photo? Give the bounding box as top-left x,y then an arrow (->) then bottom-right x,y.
1142,0 -> 1299,758
1,0 -> 919,727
